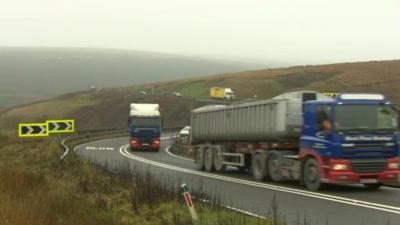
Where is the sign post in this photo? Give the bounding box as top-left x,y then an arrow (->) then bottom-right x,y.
179,184 -> 198,222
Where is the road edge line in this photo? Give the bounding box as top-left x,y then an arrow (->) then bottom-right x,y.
120,144 -> 400,215
165,145 -> 194,161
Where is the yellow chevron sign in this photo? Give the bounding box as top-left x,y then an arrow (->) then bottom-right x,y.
18,123 -> 49,137
324,93 -> 340,98
46,119 -> 75,134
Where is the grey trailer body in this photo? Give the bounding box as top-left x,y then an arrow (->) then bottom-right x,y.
190,91 -> 399,192
190,91 -> 330,143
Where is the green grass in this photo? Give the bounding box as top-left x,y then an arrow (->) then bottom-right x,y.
2,60 -> 400,131
2,93 -> 100,120
0,131 -> 285,225
180,82 -> 210,98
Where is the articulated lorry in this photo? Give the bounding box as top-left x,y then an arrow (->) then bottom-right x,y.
210,87 -> 235,100
128,103 -> 161,151
190,91 -> 400,191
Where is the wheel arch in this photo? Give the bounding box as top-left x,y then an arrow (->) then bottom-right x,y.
299,148 -> 324,185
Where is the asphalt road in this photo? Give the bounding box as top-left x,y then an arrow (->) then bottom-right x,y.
75,135 -> 400,225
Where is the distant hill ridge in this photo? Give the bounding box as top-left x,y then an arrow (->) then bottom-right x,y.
1,59 -> 399,130
0,47 -> 265,108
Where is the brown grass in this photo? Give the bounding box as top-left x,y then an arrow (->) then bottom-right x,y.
1,60 -> 399,130
0,131 -> 286,225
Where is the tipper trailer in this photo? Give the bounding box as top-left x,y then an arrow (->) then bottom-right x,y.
190,91 -> 400,191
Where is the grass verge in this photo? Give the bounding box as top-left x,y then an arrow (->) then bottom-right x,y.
0,130 -> 286,225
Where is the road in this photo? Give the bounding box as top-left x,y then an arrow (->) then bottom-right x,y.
75,135 -> 400,225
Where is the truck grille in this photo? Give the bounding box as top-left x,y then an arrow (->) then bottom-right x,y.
343,143 -> 393,151
139,138 -> 153,145
351,159 -> 386,173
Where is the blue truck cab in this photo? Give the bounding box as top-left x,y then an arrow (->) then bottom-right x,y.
128,103 -> 161,152
300,93 -> 400,190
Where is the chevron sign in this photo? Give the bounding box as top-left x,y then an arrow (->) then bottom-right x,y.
18,123 -> 49,137
46,119 -> 75,134
324,93 -> 340,98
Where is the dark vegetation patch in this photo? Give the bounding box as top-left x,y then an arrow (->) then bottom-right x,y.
276,72 -> 338,89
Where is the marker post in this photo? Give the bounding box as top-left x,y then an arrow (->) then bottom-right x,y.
180,184 -> 198,222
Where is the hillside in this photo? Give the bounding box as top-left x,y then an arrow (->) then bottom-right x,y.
1,60 -> 400,131
0,47 -> 265,108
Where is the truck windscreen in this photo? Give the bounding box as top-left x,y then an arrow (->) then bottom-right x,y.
335,105 -> 398,131
131,117 -> 160,127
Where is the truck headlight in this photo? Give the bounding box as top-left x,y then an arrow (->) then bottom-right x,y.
332,164 -> 348,171
388,162 -> 399,169
388,163 -> 399,170
387,157 -> 400,170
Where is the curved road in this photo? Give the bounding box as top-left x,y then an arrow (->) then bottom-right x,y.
75,136 -> 400,225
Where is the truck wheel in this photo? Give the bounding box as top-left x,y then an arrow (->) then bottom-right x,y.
267,152 -> 283,182
252,153 -> 267,181
195,146 -> 205,170
204,147 -> 215,172
213,146 -> 226,172
364,183 -> 382,190
303,158 -> 323,191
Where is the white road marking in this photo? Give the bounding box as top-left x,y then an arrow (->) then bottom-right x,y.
382,186 -> 400,191
85,146 -> 115,151
74,143 -> 88,152
164,145 -> 400,192
165,145 -> 194,161
73,136 -> 400,193
196,197 -> 266,219
74,135 -> 172,154
119,144 -> 400,215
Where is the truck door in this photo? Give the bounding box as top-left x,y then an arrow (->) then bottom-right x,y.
316,105 -> 333,133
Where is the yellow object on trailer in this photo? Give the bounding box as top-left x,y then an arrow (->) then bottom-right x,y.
210,87 -> 225,98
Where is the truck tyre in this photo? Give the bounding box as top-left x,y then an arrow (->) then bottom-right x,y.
267,151 -> 283,182
195,146 -> 205,170
204,146 -> 215,172
213,146 -> 226,172
252,153 -> 267,181
364,183 -> 382,190
303,158 -> 323,191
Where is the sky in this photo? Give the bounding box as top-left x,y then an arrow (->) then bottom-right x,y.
0,0 -> 399,66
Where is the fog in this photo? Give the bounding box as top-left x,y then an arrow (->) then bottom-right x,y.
0,0 -> 399,65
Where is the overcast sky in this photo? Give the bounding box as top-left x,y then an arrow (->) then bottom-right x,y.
1,0 -> 399,65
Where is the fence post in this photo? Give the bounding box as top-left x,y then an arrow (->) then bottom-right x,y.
180,183 -> 198,222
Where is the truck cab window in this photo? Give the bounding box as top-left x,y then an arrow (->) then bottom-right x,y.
316,106 -> 332,130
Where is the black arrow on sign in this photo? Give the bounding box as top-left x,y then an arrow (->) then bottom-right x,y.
19,124 -> 48,137
47,120 -> 74,133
